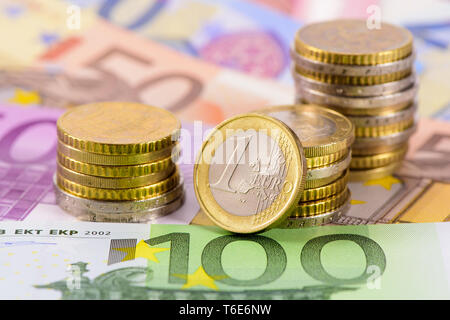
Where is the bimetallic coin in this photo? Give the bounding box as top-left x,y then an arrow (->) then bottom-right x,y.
305,170 -> 344,189
57,167 -> 180,201
349,161 -> 402,181
294,19 -> 413,65
300,169 -> 348,202
347,102 -> 417,127
295,65 -> 411,86
57,140 -> 179,165
194,113 -> 307,233
57,152 -> 177,177
86,195 -> 185,223
54,176 -> 184,221
292,188 -> 350,217
57,162 -> 175,189
350,145 -> 408,169
290,47 -> 415,76
306,148 -> 348,169
258,104 -> 354,157
295,83 -> 418,114
352,124 -> 417,150
354,117 -> 414,138
307,151 -> 351,181
293,68 -> 416,97
57,102 -> 181,155
281,196 -> 351,228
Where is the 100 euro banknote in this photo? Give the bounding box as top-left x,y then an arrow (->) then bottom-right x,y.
0,221 -> 449,299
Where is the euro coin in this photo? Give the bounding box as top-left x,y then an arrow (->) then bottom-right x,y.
307,151 -> 351,181
291,187 -> 351,217
57,162 -> 175,189
258,104 -> 354,157
57,167 -> 180,201
290,47 -> 415,77
296,83 -> 418,115
54,176 -> 185,221
194,113 -> 307,233
57,102 -> 181,155
295,65 -> 411,85
352,124 -> 417,150
300,169 -> 349,202
347,103 -> 417,127
294,19 -> 413,65
350,145 -> 408,169
57,140 -> 179,165
282,195 -> 351,228
354,118 -> 414,138
293,69 -> 416,97
57,152 -> 177,177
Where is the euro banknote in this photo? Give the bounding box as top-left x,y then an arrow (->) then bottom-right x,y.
0,221 -> 449,299
20,0 -> 301,83
0,18 -> 293,125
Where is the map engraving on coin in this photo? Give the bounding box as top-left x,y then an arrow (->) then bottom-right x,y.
209,130 -> 288,217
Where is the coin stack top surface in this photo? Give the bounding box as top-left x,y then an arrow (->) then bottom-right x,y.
292,19 -> 418,181
259,104 -> 353,228
55,102 -> 185,222
194,113 -> 307,233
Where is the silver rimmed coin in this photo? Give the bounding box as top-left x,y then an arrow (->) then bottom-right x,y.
281,194 -> 351,228
290,47 -> 415,76
307,150 -> 351,181
347,102 -> 417,127
352,124 -> 417,150
54,174 -> 184,220
293,68 -> 417,97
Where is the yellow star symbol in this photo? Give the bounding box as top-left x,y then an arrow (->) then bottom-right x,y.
363,175 -> 401,191
8,88 -> 41,105
135,240 -> 169,263
112,240 -> 169,263
173,266 -> 227,291
351,199 -> 366,205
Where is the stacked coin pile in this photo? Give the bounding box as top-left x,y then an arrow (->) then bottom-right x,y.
291,19 -> 418,180
54,102 -> 184,222
260,105 -> 354,228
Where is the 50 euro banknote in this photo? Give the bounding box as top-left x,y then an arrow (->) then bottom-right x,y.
0,221 -> 449,299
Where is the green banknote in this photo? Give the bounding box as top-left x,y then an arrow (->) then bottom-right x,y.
0,222 -> 449,299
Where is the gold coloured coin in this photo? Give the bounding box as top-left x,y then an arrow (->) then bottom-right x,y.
194,113 -> 307,233
349,161 -> 402,181
294,19 -> 413,65
282,196 -> 351,228
354,117 -> 414,138
305,170 -> 344,189
57,102 -> 181,155
352,141 -> 408,156
57,168 -> 180,201
291,188 -> 350,217
57,162 -> 175,189
306,148 -> 348,169
295,66 -> 411,86
57,140 -> 179,165
258,104 -> 354,157
307,151 -> 351,181
300,169 -> 349,202
350,145 -> 408,169
57,152 -> 177,178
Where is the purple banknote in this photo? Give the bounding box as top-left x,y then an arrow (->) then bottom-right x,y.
0,105 -> 63,220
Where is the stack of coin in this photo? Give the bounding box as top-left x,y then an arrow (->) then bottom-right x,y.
291,19 -> 418,180
259,104 -> 354,228
54,102 -> 184,222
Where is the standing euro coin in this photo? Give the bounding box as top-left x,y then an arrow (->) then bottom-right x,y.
194,113 -> 307,233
